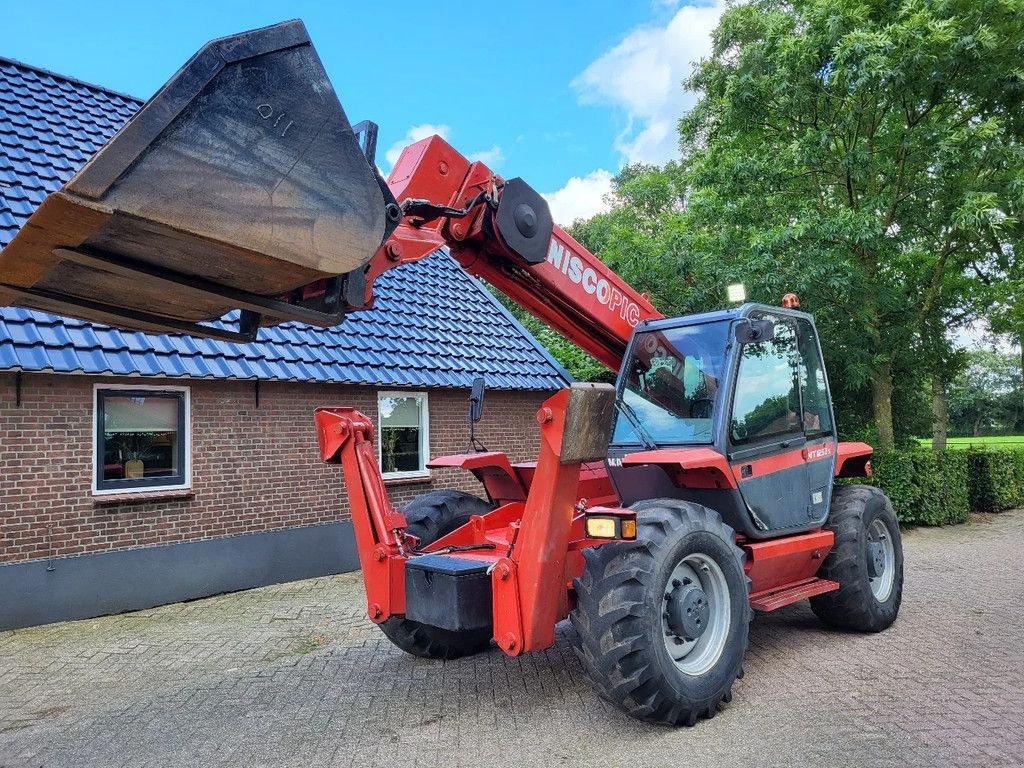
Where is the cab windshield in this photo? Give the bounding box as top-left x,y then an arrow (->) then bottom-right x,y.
613,321 -> 730,446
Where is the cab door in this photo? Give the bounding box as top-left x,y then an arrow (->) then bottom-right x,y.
726,318 -> 812,534
795,318 -> 838,525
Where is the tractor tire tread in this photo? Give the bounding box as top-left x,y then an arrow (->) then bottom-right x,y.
571,498 -> 750,726
810,485 -> 903,632
379,617 -> 491,661
377,490 -> 495,660
401,490 -> 493,547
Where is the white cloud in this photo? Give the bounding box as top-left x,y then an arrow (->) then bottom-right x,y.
468,145 -> 504,167
572,1 -> 726,165
536,3 -> 723,225
384,123 -> 451,167
542,169 -> 615,227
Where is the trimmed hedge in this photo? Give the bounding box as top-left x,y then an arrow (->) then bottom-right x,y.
937,451 -> 971,525
915,450 -> 969,525
869,452 -> 918,522
851,447 -> 1024,525
966,448 -> 1022,513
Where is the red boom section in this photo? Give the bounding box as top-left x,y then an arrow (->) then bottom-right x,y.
363,136 -> 662,371
464,227 -> 659,371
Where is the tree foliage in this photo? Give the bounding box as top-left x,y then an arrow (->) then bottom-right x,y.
494,1 -> 1024,449
674,0 -> 1024,447
569,165 -> 693,314
949,348 -> 1024,435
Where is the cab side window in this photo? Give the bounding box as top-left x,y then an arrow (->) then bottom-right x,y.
796,319 -> 833,436
731,321 -> 800,444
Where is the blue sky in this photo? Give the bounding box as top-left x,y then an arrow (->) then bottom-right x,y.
2,0 -> 726,224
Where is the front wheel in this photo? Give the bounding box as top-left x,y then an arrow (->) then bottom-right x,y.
571,499 -> 750,726
810,485 -> 904,632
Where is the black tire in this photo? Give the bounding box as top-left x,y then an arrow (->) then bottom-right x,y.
379,490 -> 495,660
810,485 -> 904,632
571,499 -> 750,726
400,489 -> 494,547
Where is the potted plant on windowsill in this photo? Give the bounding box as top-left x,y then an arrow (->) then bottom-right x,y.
110,432 -> 156,479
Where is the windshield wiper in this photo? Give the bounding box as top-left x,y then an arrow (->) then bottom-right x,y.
615,398 -> 658,451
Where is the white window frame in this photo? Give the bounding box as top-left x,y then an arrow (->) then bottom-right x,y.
92,383 -> 192,495
376,390 -> 430,480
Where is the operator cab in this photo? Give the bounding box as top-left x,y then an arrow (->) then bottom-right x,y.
606,303 -> 838,540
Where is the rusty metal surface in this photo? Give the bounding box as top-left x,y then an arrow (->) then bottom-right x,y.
0,21 -> 390,333
560,383 -> 617,465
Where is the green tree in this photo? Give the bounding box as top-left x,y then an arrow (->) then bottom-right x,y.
948,348 -> 1023,435
677,0 -> 1024,449
570,164 -> 692,314
986,267 -> 1024,380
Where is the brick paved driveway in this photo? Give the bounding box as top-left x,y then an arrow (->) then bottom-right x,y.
2,512 -> 1023,768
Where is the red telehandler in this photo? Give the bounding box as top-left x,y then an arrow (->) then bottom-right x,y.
0,22 -> 903,726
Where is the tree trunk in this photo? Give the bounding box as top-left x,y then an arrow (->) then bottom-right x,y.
871,361 -> 895,450
931,373 -> 948,451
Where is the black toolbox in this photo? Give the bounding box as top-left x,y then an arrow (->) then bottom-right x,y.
404,555 -> 493,632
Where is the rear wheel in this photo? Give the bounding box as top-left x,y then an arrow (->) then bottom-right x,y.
379,490 -> 495,660
810,485 -> 903,632
400,490 -> 494,548
571,499 -> 750,726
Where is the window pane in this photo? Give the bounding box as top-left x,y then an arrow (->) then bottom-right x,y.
612,321 -> 729,445
797,320 -> 833,435
379,396 -> 422,428
379,395 -> 425,474
731,322 -> 801,443
381,426 -> 421,473
102,394 -> 181,482
104,396 -> 178,432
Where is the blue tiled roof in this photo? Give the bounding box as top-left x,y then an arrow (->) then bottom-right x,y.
0,58 -> 569,390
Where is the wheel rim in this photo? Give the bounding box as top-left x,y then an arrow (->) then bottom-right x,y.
867,518 -> 895,601
662,553 -> 731,676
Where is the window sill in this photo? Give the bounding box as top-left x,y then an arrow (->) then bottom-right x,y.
383,474 -> 433,487
92,488 -> 195,506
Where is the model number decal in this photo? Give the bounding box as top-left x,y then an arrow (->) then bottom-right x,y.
806,444 -> 834,461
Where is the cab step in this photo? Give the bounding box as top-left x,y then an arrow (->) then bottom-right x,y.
749,577 -> 840,612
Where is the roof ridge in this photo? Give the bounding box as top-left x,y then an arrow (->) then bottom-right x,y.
0,55 -> 143,105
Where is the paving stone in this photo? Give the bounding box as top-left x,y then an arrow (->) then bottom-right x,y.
1,512 -> 1023,767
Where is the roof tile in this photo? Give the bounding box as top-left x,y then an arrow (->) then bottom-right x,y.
0,56 -> 569,391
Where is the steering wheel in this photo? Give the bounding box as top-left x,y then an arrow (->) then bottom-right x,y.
689,398 -> 714,419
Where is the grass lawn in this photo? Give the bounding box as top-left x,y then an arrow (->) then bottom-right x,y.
916,435 -> 1024,449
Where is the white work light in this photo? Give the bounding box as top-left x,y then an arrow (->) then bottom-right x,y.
727,283 -> 746,303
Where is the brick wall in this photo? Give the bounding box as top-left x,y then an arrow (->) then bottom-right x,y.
0,372 -> 550,564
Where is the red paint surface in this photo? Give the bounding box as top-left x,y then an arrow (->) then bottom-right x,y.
368,136 -> 661,371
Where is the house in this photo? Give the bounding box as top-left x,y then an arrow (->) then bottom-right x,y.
0,57 -> 570,630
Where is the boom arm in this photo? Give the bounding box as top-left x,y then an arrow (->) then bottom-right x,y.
360,136 -> 662,371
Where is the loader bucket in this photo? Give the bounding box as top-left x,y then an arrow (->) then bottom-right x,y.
0,20 -> 398,340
